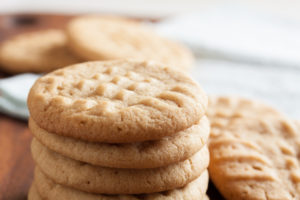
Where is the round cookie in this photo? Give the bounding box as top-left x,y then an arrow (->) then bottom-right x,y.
0,29 -> 81,74
31,139 -> 209,194
208,96 -> 300,200
34,167 -> 209,200
66,16 -> 194,71
30,116 -> 209,169
28,60 -> 207,143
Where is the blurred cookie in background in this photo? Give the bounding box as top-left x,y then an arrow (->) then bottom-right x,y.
0,29 -> 81,74
66,15 -> 194,71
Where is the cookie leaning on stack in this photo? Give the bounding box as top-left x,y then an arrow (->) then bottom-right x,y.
207,96 -> 300,200
27,60 -> 210,199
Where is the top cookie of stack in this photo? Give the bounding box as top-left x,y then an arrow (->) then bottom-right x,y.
28,59 -> 207,143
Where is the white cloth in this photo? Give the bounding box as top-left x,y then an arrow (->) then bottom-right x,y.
0,74 -> 40,119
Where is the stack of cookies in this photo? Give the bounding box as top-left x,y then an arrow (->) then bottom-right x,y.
27,60 -> 210,200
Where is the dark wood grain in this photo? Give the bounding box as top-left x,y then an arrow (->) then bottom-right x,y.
0,115 -> 32,200
0,14 -> 74,42
0,13 -> 224,200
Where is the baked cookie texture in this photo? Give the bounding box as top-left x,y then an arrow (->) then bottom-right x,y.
27,59 -> 210,199
208,96 -> 300,200
28,60 -> 207,143
0,29 -> 81,74
30,167 -> 209,200
31,138 -> 209,194
207,96 -> 282,120
29,116 -> 210,168
66,16 -> 194,71
28,183 -> 40,200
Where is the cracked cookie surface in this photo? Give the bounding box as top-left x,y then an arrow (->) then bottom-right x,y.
208,96 -> 300,200
28,60 -> 207,143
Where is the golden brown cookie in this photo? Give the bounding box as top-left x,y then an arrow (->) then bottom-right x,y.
30,116 -> 209,169
34,167 -> 209,200
0,29 -> 81,74
28,60 -> 207,143
207,96 -> 282,120
208,96 -> 300,200
295,121 -> 300,129
28,182 -> 40,200
66,16 -> 194,71
31,139 -> 209,194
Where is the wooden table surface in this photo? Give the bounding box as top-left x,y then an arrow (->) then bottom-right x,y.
0,115 -> 32,200
0,14 -> 224,200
